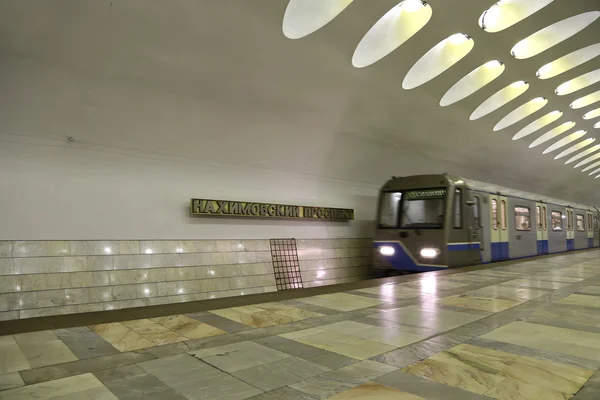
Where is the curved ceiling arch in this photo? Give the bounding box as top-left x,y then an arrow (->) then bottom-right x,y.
352,0 -> 432,68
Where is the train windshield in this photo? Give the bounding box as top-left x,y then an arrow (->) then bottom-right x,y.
378,188 -> 447,229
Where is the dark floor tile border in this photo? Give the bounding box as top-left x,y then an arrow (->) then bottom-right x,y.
1,248 -> 598,335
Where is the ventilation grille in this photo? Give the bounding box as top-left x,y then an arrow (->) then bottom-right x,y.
269,238 -> 303,290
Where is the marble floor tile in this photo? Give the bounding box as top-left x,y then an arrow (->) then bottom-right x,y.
54,327 -> 119,360
328,381 -> 425,399
252,302 -> 325,321
0,372 -> 25,391
289,360 -> 396,399
120,319 -> 187,346
323,338 -> 397,360
437,295 -> 523,313
531,274 -> 585,283
186,312 -> 252,333
89,323 -> 154,352
371,305 -> 483,332
140,353 -> 262,400
19,340 -> 78,368
500,279 -> 571,290
577,286 -> 600,295
19,349 -> 155,385
0,372 -> 103,400
298,293 -> 383,312
468,285 -> 550,301
481,321 -> 600,361
94,364 -> 188,400
210,306 -> 295,328
347,325 -> 428,348
232,356 -> 330,391
13,330 -> 59,345
246,386 -> 318,399
0,344 -> 30,374
557,294 -> 600,309
144,341 -> 191,358
190,341 -> 291,373
149,315 -> 226,339
254,336 -> 330,360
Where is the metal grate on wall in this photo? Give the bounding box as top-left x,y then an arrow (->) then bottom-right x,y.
269,238 -> 303,290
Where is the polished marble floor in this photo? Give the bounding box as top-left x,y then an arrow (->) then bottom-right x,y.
1,251 -> 600,399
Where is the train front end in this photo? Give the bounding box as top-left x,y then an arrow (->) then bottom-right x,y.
374,175 -> 455,272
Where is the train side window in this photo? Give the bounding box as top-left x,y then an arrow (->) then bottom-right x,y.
568,210 -> 573,231
595,216 -> 599,232
473,196 -> 481,228
543,206 -> 547,231
551,211 -> 563,231
536,206 -> 541,231
500,200 -> 507,230
453,189 -> 462,229
515,206 -> 531,231
577,214 -> 585,232
491,199 -> 498,230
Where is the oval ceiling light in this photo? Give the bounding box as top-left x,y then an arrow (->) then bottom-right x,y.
282,0 -> 353,39
581,159 -> 600,172
555,69 -> 600,96
352,0 -> 433,68
471,81 -> 529,120
479,0 -> 554,33
588,168 -> 600,176
402,33 -> 474,90
574,152 -> 600,169
440,61 -> 505,107
537,43 -> 600,80
543,130 -> 587,154
512,110 -> 562,140
595,121 -> 600,129
566,144 -> 600,164
529,121 -> 576,148
494,97 -> 548,131
571,90 -> 600,109
554,137 -> 596,159
510,12 -> 600,59
584,109 -> 600,120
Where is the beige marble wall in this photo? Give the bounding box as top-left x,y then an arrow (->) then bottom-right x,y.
0,238 -> 372,320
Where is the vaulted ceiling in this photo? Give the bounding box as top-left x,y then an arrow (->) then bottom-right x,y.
1,0 -> 599,202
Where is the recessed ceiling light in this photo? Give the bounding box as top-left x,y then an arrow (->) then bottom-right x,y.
440,61 -> 505,107
352,0 -> 432,68
494,97 -> 548,131
570,90 -> 600,109
479,0 -> 554,33
543,130 -> 587,154
510,12 -> 600,59
529,121 -> 576,148
583,109 -> 600,120
282,0 -> 353,39
471,81 -> 529,121
566,144 -> 600,164
588,167 -> 600,176
537,43 -> 600,79
513,110 -> 562,140
581,159 -> 600,172
554,138 -> 596,159
403,33 -> 474,90
574,151 -> 600,169
555,69 -> 600,96
595,122 -> 600,129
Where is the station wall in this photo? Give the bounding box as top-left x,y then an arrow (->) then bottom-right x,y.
0,140 -> 378,320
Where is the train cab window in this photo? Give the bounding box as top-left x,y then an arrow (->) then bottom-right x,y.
491,199 -> 498,230
515,207 -> 531,231
536,206 -> 541,231
378,192 -> 401,228
577,214 -> 585,232
500,200 -> 507,230
453,189 -> 462,229
399,189 -> 447,229
551,211 -> 563,231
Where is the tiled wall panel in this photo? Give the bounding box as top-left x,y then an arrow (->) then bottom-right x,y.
0,238 -> 372,320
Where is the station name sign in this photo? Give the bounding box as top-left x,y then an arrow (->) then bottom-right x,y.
190,199 -> 354,221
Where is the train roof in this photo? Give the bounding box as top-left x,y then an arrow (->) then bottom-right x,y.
462,177 -> 595,211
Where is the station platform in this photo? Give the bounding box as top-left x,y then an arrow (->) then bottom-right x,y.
1,251 -> 599,399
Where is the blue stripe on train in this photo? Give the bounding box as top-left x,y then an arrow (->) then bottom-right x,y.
447,243 -> 480,251
536,240 -> 548,255
491,242 -> 509,262
567,239 -> 575,251
588,238 -> 594,248
373,242 -> 446,272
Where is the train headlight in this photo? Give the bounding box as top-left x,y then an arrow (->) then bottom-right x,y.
379,246 -> 395,256
420,248 -> 439,258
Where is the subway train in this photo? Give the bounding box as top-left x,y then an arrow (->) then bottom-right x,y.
373,174 -> 600,272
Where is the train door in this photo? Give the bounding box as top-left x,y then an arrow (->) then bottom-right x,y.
469,193 -> 483,263
490,194 -> 508,261
595,212 -> 600,247
587,211 -> 594,248
566,207 -> 574,251
536,202 -> 548,254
